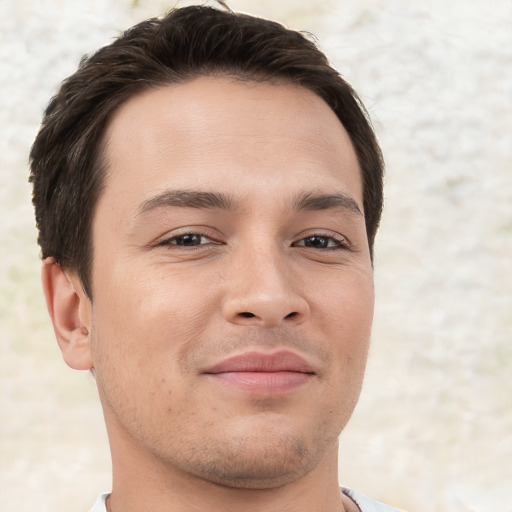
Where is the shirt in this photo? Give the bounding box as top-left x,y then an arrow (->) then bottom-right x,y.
91,488 -> 404,511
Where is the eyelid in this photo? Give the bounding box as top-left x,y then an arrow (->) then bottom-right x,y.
292,231 -> 352,250
151,227 -> 351,250
162,234 -> 212,245
154,227 -> 223,247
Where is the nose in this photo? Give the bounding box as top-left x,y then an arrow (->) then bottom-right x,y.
221,247 -> 310,328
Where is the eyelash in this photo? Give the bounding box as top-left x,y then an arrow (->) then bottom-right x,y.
158,233 -> 219,248
158,232 -> 350,251
292,234 -> 350,250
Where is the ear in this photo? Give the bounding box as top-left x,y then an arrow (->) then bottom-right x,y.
41,258 -> 94,370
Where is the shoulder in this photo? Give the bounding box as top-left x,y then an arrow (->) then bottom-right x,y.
90,493 -> 108,512
342,487 -> 406,512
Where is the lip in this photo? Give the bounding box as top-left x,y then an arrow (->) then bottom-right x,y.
203,350 -> 315,394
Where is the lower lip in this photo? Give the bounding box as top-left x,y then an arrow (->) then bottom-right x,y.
207,371 -> 313,394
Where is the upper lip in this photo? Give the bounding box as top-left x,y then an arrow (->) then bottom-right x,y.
203,350 -> 315,374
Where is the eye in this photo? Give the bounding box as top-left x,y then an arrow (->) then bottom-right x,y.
293,234 -> 348,250
160,233 -> 216,247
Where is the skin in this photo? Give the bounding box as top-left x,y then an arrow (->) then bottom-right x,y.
43,76 -> 374,512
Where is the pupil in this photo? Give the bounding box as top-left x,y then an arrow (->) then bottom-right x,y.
305,236 -> 327,248
178,234 -> 201,246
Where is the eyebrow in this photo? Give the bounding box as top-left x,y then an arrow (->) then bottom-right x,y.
138,190 -> 238,214
292,191 -> 363,216
137,189 -> 363,217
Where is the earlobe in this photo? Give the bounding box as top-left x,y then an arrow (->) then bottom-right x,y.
41,258 -> 94,370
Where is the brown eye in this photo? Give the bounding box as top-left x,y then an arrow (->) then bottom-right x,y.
160,233 -> 215,247
303,236 -> 330,248
295,235 -> 345,249
173,234 -> 204,246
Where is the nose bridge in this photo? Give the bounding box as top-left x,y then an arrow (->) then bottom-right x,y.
244,242 -> 291,296
222,236 -> 308,327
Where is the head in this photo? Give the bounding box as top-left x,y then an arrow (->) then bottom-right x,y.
30,4 -> 383,299
30,3 -> 384,497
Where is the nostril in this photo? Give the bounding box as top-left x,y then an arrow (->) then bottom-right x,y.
285,312 -> 298,319
240,312 -> 256,318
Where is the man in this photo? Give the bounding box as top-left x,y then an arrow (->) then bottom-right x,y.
30,4 -> 399,512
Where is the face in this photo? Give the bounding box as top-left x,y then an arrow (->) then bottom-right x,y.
84,76 -> 374,488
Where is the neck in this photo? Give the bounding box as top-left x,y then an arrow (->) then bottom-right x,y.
106,426 -> 349,512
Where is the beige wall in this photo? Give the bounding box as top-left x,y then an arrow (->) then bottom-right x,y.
1,1 -> 511,511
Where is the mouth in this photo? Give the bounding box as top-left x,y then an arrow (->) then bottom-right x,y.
203,350 -> 316,394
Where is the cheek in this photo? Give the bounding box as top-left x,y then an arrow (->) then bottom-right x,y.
89,266 -> 218,371
317,269 -> 374,330
314,270 -> 374,372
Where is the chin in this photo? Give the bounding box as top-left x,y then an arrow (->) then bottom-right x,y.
172,427 -> 336,490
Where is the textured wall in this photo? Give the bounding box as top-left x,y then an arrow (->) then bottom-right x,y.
1,1 -> 511,511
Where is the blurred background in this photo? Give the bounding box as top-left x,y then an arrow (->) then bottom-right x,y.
1,0 -> 511,511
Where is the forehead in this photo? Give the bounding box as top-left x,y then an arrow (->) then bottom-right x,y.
99,76 -> 362,215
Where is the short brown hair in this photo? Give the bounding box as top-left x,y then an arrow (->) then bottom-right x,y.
30,4 -> 384,297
